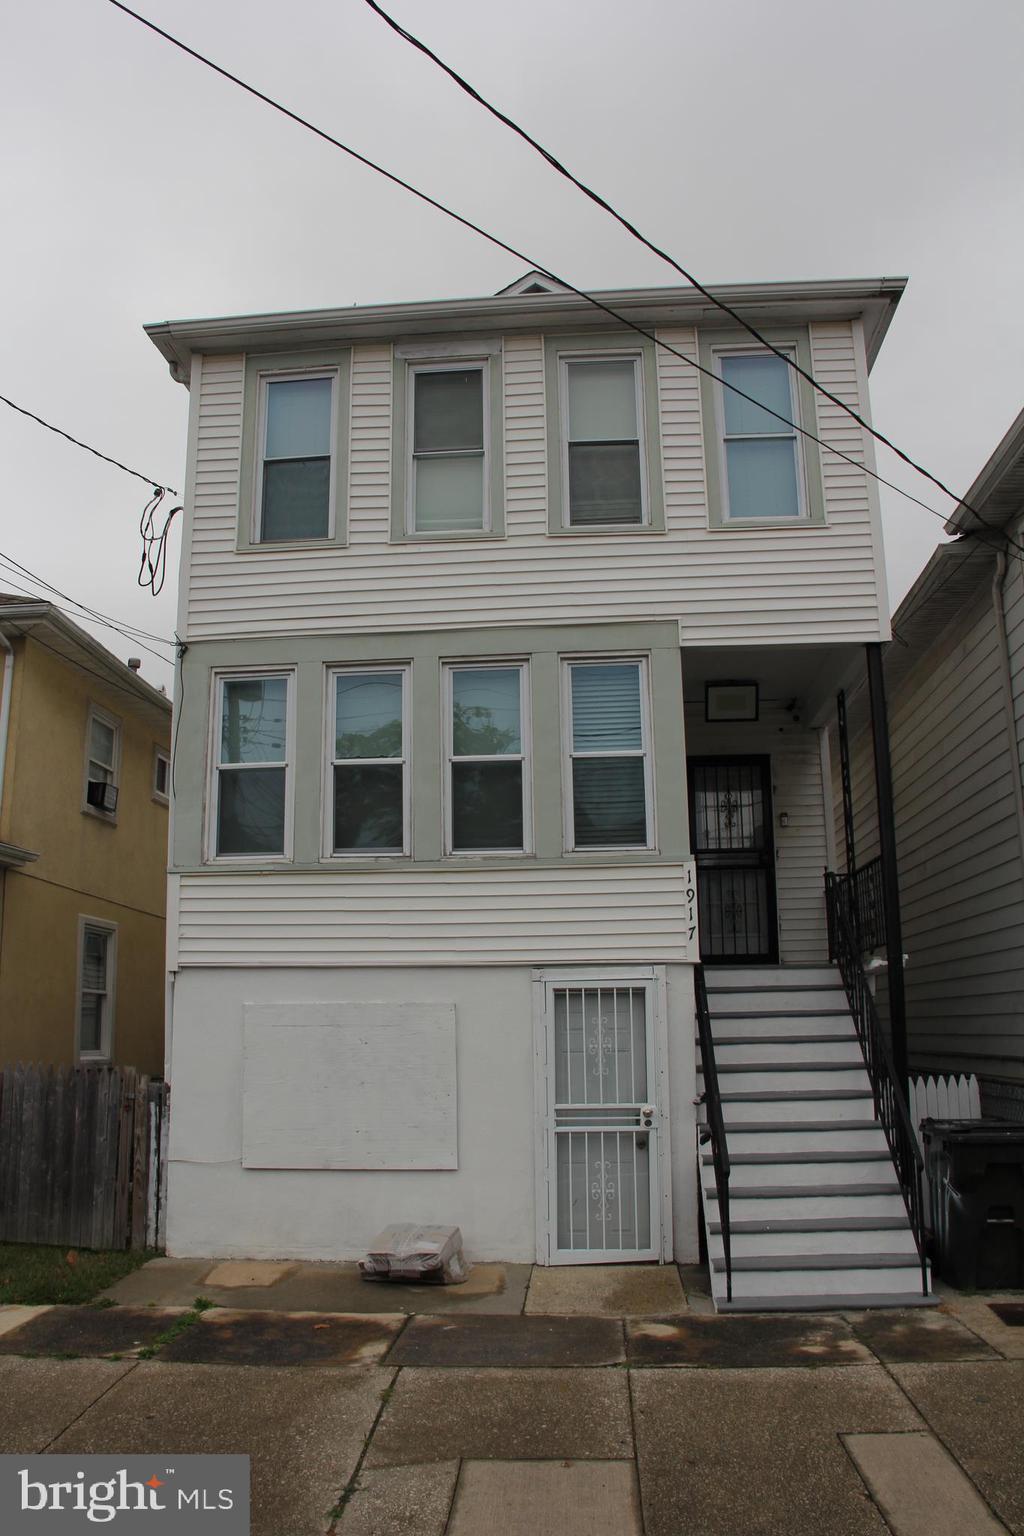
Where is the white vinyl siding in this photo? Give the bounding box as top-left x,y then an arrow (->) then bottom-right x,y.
175,862 -> 698,967
836,571 -> 1024,1080
181,322 -> 885,645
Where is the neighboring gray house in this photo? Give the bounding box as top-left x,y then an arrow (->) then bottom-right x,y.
148,271 -> 933,1309
836,409 -> 1024,1121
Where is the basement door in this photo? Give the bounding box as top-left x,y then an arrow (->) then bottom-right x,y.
534,971 -> 669,1264
688,756 -> 779,964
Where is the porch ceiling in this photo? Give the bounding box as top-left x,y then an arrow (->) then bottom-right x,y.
681,643 -> 861,728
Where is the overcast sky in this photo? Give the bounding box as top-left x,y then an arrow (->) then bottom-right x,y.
1,0 -> 1021,691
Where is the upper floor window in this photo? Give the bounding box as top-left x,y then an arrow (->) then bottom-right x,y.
210,672 -> 293,859
153,747 -> 170,805
258,374 -> 335,542
700,330 -> 824,529
561,355 -> 646,526
409,364 -> 488,534
78,917 -> 116,1060
564,659 -> 653,850
328,666 -> 409,856
445,662 -> 530,854
83,705 -> 121,819
238,348 -> 351,551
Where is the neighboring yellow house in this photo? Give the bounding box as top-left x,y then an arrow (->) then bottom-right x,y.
0,596 -> 171,1074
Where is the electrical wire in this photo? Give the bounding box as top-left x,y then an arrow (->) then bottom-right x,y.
4,623 -> 172,710
137,487 -> 182,598
0,549 -> 175,648
0,391 -> 176,495
360,0 -> 1011,551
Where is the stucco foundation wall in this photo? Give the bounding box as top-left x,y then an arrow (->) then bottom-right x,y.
166,963 -> 698,1264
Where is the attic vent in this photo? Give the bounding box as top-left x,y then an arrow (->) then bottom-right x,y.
520,283 -> 548,294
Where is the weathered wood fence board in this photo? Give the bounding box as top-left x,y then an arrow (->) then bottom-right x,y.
0,1064 -> 168,1250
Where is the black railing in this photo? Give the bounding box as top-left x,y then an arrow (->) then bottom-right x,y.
829,855 -> 886,954
695,963 -> 732,1303
825,873 -> 929,1295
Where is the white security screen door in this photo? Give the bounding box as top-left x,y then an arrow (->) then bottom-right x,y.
536,973 -> 667,1264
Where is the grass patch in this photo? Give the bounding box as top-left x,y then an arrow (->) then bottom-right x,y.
136,1297 -> 214,1359
0,1244 -> 153,1306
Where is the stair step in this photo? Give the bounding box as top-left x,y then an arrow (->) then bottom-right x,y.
706,966 -> 839,988
709,1228 -> 918,1259
721,1089 -> 873,1102
709,1217 -> 911,1234
703,1150 -> 893,1166
710,1033 -> 857,1047
723,1130 -> 888,1156
723,1099 -> 875,1124
711,1160 -> 898,1189
715,1041 -> 864,1067
717,1120 -> 881,1133
715,1060 -> 866,1074
712,1253 -> 920,1273
707,983 -> 845,996
716,1292 -> 935,1312
709,996 -> 849,1015
712,1015 -> 859,1039
710,1182 -> 902,1200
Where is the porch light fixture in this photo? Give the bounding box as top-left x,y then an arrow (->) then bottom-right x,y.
705,681 -> 758,723
86,780 -> 119,813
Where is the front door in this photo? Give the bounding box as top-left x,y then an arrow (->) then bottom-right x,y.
535,974 -> 666,1264
688,756 -> 778,963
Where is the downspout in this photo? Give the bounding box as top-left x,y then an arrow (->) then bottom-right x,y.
991,550 -> 1024,872
0,628 -> 13,823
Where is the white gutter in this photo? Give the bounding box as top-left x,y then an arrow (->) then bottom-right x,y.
0,629 -> 13,822
992,550 -> 1024,873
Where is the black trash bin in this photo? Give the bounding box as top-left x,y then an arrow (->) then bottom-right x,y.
921,1118 -> 1024,1289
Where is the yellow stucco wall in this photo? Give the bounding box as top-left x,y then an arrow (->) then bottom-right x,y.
0,632 -> 170,1072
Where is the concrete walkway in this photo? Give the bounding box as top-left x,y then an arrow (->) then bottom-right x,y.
0,1264 -> 1021,1536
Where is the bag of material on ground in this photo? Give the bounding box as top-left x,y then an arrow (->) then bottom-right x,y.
359,1224 -> 469,1283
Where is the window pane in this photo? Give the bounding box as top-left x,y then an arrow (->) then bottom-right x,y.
155,756 -> 169,795
452,668 -> 521,756
568,441 -> 642,525
572,757 -> 647,846
725,436 -> 801,520
79,994 -> 103,1054
451,761 -> 523,850
264,377 -> 332,459
721,354 -> 793,437
82,930 -> 108,991
567,360 -> 638,441
217,767 -> 286,854
414,454 -> 484,532
221,678 -> 288,764
333,764 -> 404,851
90,718 -> 115,770
571,664 -> 642,752
261,457 -> 330,540
336,673 -> 403,759
414,369 -> 483,453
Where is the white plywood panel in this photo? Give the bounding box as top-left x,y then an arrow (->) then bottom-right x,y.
183,326 -> 885,645
241,1001 -> 457,1169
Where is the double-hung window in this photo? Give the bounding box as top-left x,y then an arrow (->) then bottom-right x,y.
257,373 -> 335,542
328,667 -> 409,855
564,659 -> 653,850
153,748 -> 170,805
211,673 -> 292,858
715,347 -> 808,523
78,918 -> 116,1060
561,355 -> 646,526
409,363 -> 488,534
83,705 -> 120,818
445,663 -> 530,853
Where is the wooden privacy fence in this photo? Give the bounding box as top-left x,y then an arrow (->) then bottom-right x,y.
0,1064 -> 168,1250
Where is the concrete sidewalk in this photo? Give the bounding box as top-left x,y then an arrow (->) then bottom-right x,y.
0,1266 -> 1021,1535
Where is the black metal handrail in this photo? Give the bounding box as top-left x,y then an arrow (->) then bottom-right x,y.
841,855 -> 886,954
695,963 -> 732,1303
825,873 -> 929,1294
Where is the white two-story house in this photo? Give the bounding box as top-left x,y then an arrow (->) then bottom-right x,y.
148,271 -> 931,1310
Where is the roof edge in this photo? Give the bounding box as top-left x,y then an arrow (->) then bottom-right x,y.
0,600 -> 172,714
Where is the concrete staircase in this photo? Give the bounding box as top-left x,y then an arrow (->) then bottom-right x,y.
698,965 -> 931,1311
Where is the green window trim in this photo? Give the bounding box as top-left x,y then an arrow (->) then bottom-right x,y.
699,327 -> 825,530
544,332 -> 665,535
390,345 -> 506,542
237,347 -> 352,552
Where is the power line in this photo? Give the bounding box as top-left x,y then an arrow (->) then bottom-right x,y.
360,0 -> 1008,549
108,1 -> 1008,557
0,551 -> 175,662
0,392 -> 177,495
5,624 -> 173,711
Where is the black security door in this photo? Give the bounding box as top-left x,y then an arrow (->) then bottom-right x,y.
688,757 -> 778,963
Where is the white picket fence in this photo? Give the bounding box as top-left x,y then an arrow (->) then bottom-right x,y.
909,1073 -> 981,1226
